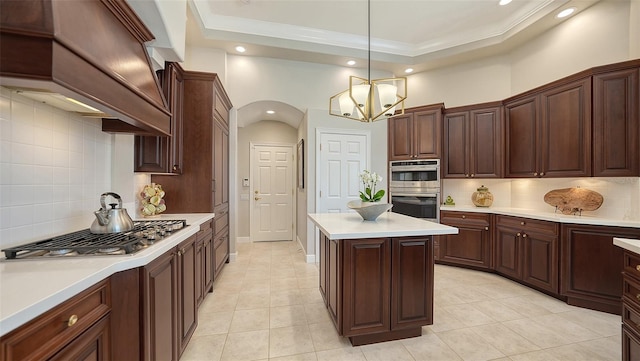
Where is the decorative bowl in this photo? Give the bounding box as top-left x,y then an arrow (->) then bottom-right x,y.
347,200 -> 393,221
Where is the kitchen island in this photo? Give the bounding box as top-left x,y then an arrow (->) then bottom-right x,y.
308,212 -> 458,346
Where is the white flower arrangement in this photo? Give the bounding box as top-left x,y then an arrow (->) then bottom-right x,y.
140,183 -> 166,216
359,170 -> 385,202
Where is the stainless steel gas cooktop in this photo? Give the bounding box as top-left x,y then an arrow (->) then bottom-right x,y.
2,220 -> 187,260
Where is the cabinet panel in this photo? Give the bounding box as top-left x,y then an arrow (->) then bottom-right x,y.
388,104 -> 443,160
495,225 -> 521,279
623,324 -> 640,361
442,112 -> 468,177
391,237 -> 433,330
439,211 -> 492,270
414,109 -> 442,159
561,224 -> 639,314
0,280 -> 111,361
144,249 -> 178,361
319,233 -> 328,302
178,236 -> 198,356
50,316 -> 110,361
504,96 -> 539,177
214,228 -> 229,279
522,232 -> 558,293
388,114 -> 413,160
540,78 -> 591,177
327,237 -> 341,331
593,67 -> 639,176
342,238 -> 390,337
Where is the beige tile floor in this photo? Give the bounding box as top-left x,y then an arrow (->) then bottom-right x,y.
182,241 -> 621,361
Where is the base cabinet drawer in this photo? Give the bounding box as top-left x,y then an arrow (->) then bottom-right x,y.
623,324 -> 640,361
0,279 -> 111,361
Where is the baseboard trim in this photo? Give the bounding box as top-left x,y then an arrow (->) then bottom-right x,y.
237,236 -> 251,243
296,235 -> 316,264
229,252 -> 238,262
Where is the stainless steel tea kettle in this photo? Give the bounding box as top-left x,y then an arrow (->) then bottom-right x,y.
90,192 -> 134,234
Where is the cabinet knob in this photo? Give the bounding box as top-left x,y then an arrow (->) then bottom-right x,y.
522,233 -> 527,238
520,221 -> 525,226
540,172 -> 545,176
461,215 -> 466,219
635,265 -> 640,272
173,165 -> 178,171
68,314 -> 78,327
636,294 -> 640,301
485,226 -> 489,231
533,172 -> 538,176
517,233 -> 521,237
470,174 -> 475,177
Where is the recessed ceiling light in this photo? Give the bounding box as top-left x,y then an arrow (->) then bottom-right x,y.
556,8 -> 575,18
404,68 -> 414,74
266,110 -> 275,114
235,46 -> 246,53
499,0 -> 512,5
347,60 -> 356,66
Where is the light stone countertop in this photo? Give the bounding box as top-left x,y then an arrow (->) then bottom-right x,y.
0,213 -> 214,337
308,212 -> 458,240
614,237 -> 640,255
440,205 -> 640,228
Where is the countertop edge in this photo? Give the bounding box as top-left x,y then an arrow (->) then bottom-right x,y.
440,206 -> 640,228
308,212 -> 458,240
0,213 -> 214,337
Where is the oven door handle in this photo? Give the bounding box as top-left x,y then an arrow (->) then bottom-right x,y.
391,193 -> 439,197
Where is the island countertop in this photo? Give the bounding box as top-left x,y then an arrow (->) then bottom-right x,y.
308,212 -> 458,240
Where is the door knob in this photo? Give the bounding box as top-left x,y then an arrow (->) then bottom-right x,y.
255,197 -> 261,201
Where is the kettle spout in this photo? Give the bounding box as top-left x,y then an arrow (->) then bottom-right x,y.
94,209 -> 110,226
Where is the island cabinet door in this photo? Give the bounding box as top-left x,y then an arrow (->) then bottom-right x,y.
327,238 -> 342,332
391,237 -> 433,330
319,233 -> 328,303
341,238 -> 391,337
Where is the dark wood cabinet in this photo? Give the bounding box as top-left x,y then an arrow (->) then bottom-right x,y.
592,65 -> 639,176
561,224 -> 640,314
142,234 -> 198,361
177,236 -> 198,356
495,215 -> 559,294
504,77 -> 591,178
438,211 -> 492,270
320,233 -> 433,346
0,280 -> 111,361
152,71 -> 232,214
622,250 -> 640,360
443,103 -> 502,178
388,104 -> 443,160
143,246 -> 178,361
135,62 -> 185,173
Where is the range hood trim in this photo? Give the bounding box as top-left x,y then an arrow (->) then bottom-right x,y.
0,0 -> 171,136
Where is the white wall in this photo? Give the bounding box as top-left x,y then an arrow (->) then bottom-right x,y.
237,120 -> 298,237
510,0 -> 633,93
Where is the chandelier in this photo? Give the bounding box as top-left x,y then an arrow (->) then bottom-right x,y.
329,0 -> 407,122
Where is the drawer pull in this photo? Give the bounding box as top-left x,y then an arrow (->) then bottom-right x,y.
636,265 -> 640,272
68,314 -> 78,327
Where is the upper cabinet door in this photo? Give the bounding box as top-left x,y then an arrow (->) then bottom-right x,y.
504,96 -> 539,178
443,111 -> 469,178
470,106 -> 502,178
540,77 -> 592,178
592,67 -> 639,177
388,113 -> 414,161
413,109 -> 442,159
388,104 -> 443,161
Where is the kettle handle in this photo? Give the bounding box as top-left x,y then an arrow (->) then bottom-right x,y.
99,192 -> 123,210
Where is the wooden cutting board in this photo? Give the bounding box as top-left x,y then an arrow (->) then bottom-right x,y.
543,187 -> 604,215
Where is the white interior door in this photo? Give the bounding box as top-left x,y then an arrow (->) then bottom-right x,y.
251,144 -> 294,242
317,130 -> 370,214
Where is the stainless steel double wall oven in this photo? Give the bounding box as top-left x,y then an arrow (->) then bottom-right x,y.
389,159 -> 441,222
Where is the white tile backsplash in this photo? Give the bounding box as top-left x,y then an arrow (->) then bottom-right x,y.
443,176 -> 640,221
0,87 -> 115,249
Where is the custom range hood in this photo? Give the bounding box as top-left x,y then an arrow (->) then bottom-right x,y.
0,0 -> 171,135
